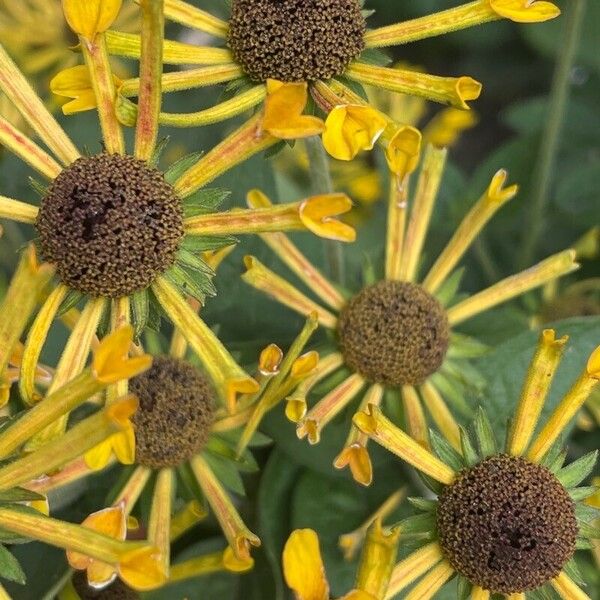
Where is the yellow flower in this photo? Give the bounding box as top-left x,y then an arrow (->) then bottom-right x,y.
353,332 -> 599,599
100,0 -> 556,157
241,145 -> 578,487
0,8 -> 356,454
283,521 -> 400,600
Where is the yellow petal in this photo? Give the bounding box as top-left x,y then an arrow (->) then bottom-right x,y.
384,125 -> 422,179
92,325 -> 152,384
63,0 -> 123,40
299,194 -> 356,242
283,529 -> 329,600
334,444 -> 373,487
322,105 -> 387,161
118,545 -> 168,591
291,351 -> 319,379
259,344 -> 284,376
263,79 -> 324,139
110,427 -> 136,465
67,505 -> 126,570
51,65 -> 122,115
490,0 -> 561,23
223,546 -> 254,573
84,438 -> 115,471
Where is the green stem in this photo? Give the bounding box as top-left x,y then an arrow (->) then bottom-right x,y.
520,0 -> 586,267
304,136 -> 345,284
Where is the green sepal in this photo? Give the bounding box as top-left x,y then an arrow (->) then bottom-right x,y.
57,287 -> 85,316
181,234 -> 238,253
263,140 -> 287,160
576,519 -> 600,539
459,426 -> 479,466
130,288 -> 149,340
407,497 -> 438,513
0,488 -> 45,503
164,151 -> 204,186
430,428 -> 465,471
575,537 -> 594,550
538,439 -> 565,471
563,557 -> 585,586
336,76 -> 369,101
474,407 -> 497,458
28,176 -> 48,198
204,436 -> 259,474
164,263 -> 215,304
0,544 -> 26,584
95,300 -> 111,339
456,576 -> 470,600
149,136 -> 170,168
556,450 -> 598,488
435,268 -> 465,307
183,188 -> 231,218
202,451 -> 246,497
569,486 -> 599,501
430,371 -> 473,417
146,289 -> 164,333
357,46 -> 391,67
176,248 -> 215,278
396,512 -> 437,536
176,463 -> 206,508
447,332 -> 489,359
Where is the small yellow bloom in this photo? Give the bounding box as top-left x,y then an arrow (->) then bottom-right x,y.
489,0 -> 561,23
67,504 -> 127,588
51,65 -> 122,115
322,105 -> 387,161
283,529 -> 329,600
263,80 -> 324,139
299,194 -> 356,242
384,125 -> 422,179
62,0 -> 123,41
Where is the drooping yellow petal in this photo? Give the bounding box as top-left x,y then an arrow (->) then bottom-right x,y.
322,104 -> 387,161
551,571 -> 591,600
383,125 -> 422,179
490,0 -> 561,23
92,325 -> 152,384
385,543 -> 444,599
346,63 -> 482,110
299,194 -> 356,242
399,145 -> 447,282
147,468 -> 173,579
297,373 -> 366,445
401,385 -> 429,449
62,0 -> 123,41
422,108 -> 478,148
353,404 -> 455,485
339,489 -> 405,562
508,329 -> 568,456
528,345 -> 600,463
423,168 -> 518,293
420,381 -> 462,452
263,80 -> 324,139
355,520 -> 400,600
242,256 -> 338,329
447,249 -> 579,325
0,195 -> 39,224
404,559 -> 454,600
51,65 -> 122,115
283,529 -> 329,600
170,501 -> 207,542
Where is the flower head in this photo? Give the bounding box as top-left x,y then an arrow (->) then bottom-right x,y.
353,332 -> 600,598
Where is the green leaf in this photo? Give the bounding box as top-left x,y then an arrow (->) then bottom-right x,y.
407,497 -> 438,513
176,248 -> 215,277
459,426 -> 479,466
202,452 -> 245,497
474,407 -> 497,458
0,545 -> 26,584
563,558 -> 586,586
569,486 -> 599,501
163,152 -> 203,186
180,234 -> 238,253
0,488 -> 45,503
57,287 -> 84,316
130,288 -> 149,339
430,429 -> 465,472
556,451 -> 598,489
183,188 -> 231,217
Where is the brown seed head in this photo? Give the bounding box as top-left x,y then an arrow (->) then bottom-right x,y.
228,0 -> 366,82
338,280 -> 449,386
437,454 -> 578,594
130,356 -> 215,469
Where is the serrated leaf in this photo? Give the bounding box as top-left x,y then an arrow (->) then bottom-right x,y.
164,264 -> 215,304
407,497 -> 438,513
183,188 -> 231,218
0,488 -> 45,503
164,152 -> 203,186
130,288 -> 149,339
176,248 -> 215,277
556,451 -> 598,489
539,439 -> 565,471
0,544 -> 25,584
474,408 -> 497,458
181,234 -> 238,253
57,287 -> 85,316
430,429 -> 465,471
459,426 -> 479,466
569,486 -> 599,501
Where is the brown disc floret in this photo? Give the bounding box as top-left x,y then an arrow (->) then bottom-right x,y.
338,280 -> 449,386
36,153 -> 184,298
228,0 -> 366,82
437,454 -> 578,594
129,356 -> 215,469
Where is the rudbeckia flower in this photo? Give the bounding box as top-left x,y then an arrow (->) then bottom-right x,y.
353,331 -> 600,599
102,0 -> 557,157
238,143 -> 578,486
0,3 -> 354,451
25,313 -> 319,590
